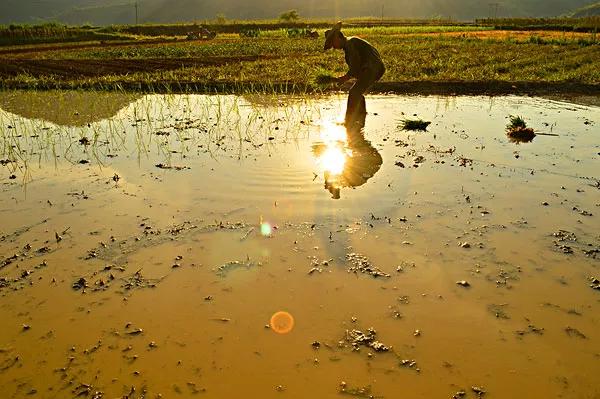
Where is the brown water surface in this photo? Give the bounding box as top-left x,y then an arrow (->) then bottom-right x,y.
0,91 -> 599,398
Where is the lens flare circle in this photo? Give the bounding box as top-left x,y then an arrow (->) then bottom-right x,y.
260,222 -> 272,236
270,311 -> 295,334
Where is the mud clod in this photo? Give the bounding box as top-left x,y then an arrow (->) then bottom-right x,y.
471,386 -> 486,397
346,253 -> 390,278
399,359 -> 419,372
121,269 -> 162,291
565,326 -> 587,339
515,324 -> 544,336
339,383 -> 376,398
72,277 -> 88,291
344,328 -> 390,352
214,259 -> 259,277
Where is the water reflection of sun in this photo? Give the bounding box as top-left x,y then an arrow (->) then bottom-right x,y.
314,122 -> 351,177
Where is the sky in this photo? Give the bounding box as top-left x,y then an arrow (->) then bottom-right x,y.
0,0 -> 594,25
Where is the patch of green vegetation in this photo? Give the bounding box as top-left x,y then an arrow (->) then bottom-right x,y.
286,27 -> 319,38
0,22 -> 132,46
507,115 -> 527,130
477,17 -> 600,32
399,119 -> 431,131
344,25 -> 491,36
314,70 -> 336,85
102,21 -> 488,38
240,29 -> 261,38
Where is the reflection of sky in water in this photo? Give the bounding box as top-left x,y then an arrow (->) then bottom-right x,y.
1,94 -> 598,206
0,91 -> 141,127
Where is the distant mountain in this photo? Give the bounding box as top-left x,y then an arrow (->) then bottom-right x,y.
571,2 -> 600,17
1,0 -> 597,25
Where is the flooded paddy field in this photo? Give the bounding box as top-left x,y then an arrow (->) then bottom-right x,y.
0,91 -> 599,398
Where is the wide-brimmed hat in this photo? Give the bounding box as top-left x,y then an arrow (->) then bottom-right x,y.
324,21 -> 343,50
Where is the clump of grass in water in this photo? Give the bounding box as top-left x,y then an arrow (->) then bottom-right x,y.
507,115 -> 527,129
506,115 -> 536,142
399,119 -> 431,131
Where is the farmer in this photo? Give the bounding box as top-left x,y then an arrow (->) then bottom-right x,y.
324,22 -> 385,124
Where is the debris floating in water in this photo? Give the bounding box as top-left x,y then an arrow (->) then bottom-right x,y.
155,163 -> 190,171
214,259 -> 259,277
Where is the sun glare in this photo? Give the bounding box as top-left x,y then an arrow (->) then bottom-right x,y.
314,122 -> 350,176
319,146 -> 346,175
319,121 -> 347,142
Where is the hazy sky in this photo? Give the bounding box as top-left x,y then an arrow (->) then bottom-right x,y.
0,0 -> 594,24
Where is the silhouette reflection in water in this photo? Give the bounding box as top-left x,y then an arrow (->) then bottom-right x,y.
313,113 -> 382,199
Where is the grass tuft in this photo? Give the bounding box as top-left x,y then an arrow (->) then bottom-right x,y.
399,119 -> 431,131
506,115 -> 536,142
507,115 -> 527,130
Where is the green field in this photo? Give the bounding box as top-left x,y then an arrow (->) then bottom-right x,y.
477,16 -> 600,31
1,21 -> 599,93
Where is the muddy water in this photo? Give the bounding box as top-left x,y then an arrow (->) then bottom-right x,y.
0,91 -> 598,399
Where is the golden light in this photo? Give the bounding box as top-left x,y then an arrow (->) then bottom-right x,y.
319,145 -> 346,175
314,122 -> 351,177
319,121 -> 347,142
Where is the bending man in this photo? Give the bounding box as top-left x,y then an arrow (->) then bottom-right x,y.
324,22 -> 385,124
